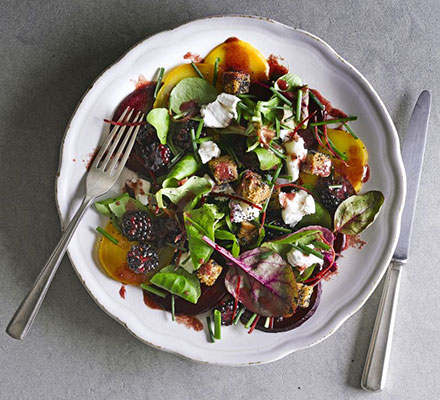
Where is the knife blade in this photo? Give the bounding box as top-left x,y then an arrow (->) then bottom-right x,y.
393,90 -> 432,262
362,90 -> 432,391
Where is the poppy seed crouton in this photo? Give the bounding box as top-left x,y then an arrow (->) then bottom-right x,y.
208,155 -> 238,184
236,170 -> 271,205
222,71 -> 251,95
197,259 -> 223,286
301,152 -> 332,177
237,221 -> 259,246
297,283 -> 314,308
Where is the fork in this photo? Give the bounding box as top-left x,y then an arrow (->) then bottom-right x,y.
6,107 -> 143,340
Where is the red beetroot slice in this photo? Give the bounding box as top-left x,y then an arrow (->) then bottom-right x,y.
143,267 -> 227,316
113,83 -> 156,121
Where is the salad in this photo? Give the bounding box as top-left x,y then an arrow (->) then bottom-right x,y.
94,38 -> 384,340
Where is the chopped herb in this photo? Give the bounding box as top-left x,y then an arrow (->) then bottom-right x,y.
237,101 -> 251,112
269,87 -> 293,106
214,309 -> 222,339
168,152 -> 183,169
264,316 -> 271,328
196,136 -> 214,143
312,240 -> 331,251
268,144 -> 287,160
233,306 -> 246,325
244,313 -> 258,329
264,224 -> 292,233
154,67 -> 165,98
309,91 -> 324,110
275,117 -> 280,138
237,94 -> 257,99
140,284 -> 167,298
207,316 -> 216,343
173,112 -> 187,120
295,89 -> 302,122
317,129 -> 348,161
309,116 -> 357,126
278,175 -> 293,180
191,62 -> 205,80
96,227 -> 119,245
180,254 -> 191,266
343,122 -> 359,139
171,294 -> 175,321
190,127 -> 201,163
196,118 -> 204,139
284,113 -> 296,122
291,243 -> 324,259
213,57 -> 220,85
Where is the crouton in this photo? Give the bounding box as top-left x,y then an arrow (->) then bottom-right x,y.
236,170 -> 271,205
297,283 -> 314,308
222,71 -> 251,95
301,152 -> 332,177
197,259 -> 223,286
208,155 -> 238,184
237,221 -> 259,246
268,186 -> 281,210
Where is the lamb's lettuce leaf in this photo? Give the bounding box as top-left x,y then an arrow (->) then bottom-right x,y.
275,73 -> 303,91
254,147 -> 281,170
162,154 -> 200,188
146,108 -> 169,145
169,77 -> 217,114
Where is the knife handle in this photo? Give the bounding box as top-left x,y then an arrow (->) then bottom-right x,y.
361,260 -> 404,391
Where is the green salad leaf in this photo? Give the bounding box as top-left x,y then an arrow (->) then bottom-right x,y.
150,265 -> 201,304
275,73 -> 303,91
184,204 -> 224,270
95,193 -> 150,220
146,108 -> 170,145
215,229 -> 240,258
254,147 -> 281,170
263,229 -> 320,258
296,202 -> 332,229
162,154 -> 200,188
334,191 -> 384,235
169,77 -> 218,114
156,176 -> 213,210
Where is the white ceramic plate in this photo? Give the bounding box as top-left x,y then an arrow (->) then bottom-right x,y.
56,15 -> 406,365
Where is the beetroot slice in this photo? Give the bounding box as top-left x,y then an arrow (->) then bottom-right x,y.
241,282 -> 322,332
113,84 -> 156,121
143,267 -> 228,316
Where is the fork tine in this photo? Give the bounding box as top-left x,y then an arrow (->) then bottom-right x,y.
106,111 -> 143,173
98,108 -> 136,170
92,107 -> 131,168
113,121 -> 142,178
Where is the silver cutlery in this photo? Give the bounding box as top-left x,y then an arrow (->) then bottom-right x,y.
361,90 -> 432,391
6,107 -> 142,340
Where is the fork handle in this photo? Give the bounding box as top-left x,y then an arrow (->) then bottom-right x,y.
6,195 -> 95,340
361,260 -> 404,391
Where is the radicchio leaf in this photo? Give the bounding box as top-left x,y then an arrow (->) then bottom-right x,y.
334,191 -> 384,235
202,236 -> 297,318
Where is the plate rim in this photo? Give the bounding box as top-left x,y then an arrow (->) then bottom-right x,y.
55,14 -> 406,366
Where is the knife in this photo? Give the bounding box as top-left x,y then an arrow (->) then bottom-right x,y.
361,90 -> 432,391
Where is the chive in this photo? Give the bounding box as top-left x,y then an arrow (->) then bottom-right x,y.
309,91 -> 325,110
267,105 -> 290,110
223,143 -> 243,168
278,175 -> 293,180
173,112 -> 187,120
312,240 -> 331,251
213,57 -> 220,85
260,250 -> 274,260
264,224 -> 292,233
96,227 -> 119,245
295,89 -> 302,122
296,264 -> 317,282
196,119 -> 204,139
214,309 -> 222,339
291,243 -> 324,260
96,226 -> 120,243
275,117 -> 280,138
168,152 -> 183,168
225,214 -> 234,233
268,144 -> 287,160
343,122 -> 359,139
284,113 -> 296,122
309,116 -> 357,126
190,127 -> 201,162
153,67 -> 165,98
206,316 -> 215,343
171,294 -> 175,321
237,101 -> 251,112
237,94 -> 257,99
328,184 -> 343,190
196,136 -> 214,143
181,255 -> 191,266
140,284 -> 167,298
191,62 -> 205,80
318,129 -> 348,161
269,87 -> 292,106
233,306 -> 246,325
264,316 -> 271,328
244,313 -> 258,329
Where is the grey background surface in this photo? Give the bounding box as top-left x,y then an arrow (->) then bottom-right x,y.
1,1 -> 439,399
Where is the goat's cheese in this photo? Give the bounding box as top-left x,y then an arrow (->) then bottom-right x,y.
134,178 -> 151,206
279,190 -> 315,227
284,134 -> 307,182
287,245 -> 324,270
230,200 -> 261,223
198,140 -> 221,164
201,93 -> 240,128
211,182 -> 234,201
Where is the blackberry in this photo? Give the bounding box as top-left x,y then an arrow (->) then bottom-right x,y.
126,123 -> 171,176
215,297 -> 235,326
317,174 -> 355,213
121,211 -> 154,242
126,243 -> 159,274
264,210 -> 292,241
170,120 -> 205,152
151,217 -> 180,247
232,135 -> 259,171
